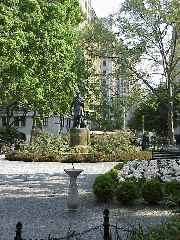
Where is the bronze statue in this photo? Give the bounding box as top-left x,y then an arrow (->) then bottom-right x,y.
70,91 -> 85,128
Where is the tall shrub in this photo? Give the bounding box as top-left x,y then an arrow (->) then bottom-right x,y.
90,129 -> 139,155
27,129 -> 69,155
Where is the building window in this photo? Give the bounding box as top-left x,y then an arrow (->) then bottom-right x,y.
2,117 -> 6,126
43,117 -> 48,126
103,60 -> 106,66
21,117 -> 26,127
102,70 -> 106,75
36,122 -> 41,127
14,117 -> 19,127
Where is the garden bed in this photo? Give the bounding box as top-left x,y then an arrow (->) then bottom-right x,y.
92,158 -> 180,238
5,150 -> 152,162
93,159 -> 180,206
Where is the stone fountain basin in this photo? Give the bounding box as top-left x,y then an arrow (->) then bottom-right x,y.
64,169 -> 83,177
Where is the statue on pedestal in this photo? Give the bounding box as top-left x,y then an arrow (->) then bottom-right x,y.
70,90 -> 85,128
70,91 -> 90,152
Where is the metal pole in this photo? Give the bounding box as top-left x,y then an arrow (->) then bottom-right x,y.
14,221 -> 23,240
103,208 -> 110,240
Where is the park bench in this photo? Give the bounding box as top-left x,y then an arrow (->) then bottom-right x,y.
152,150 -> 180,161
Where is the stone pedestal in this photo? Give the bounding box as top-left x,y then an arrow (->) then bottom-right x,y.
70,128 -> 90,153
64,168 -> 83,210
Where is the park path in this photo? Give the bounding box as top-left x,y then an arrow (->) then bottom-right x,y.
0,156 -> 173,240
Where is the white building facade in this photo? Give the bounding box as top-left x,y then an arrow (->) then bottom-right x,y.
0,110 -> 74,141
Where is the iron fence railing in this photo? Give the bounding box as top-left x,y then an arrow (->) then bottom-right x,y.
14,208 -> 139,240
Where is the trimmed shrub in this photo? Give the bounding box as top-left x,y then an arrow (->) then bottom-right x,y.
163,180 -> 180,197
141,179 -> 163,204
163,180 -> 180,207
92,174 -> 116,201
105,168 -> 119,186
115,180 -> 140,204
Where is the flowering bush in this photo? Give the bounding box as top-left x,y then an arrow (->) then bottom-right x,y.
117,159 -> 180,183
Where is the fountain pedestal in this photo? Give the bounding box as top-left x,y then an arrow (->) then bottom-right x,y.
64,168 -> 83,210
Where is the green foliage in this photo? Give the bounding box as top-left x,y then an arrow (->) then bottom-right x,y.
164,180 -> 180,197
109,150 -> 152,162
28,129 -> 69,155
114,0 -> 180,144
0,126 -> 22,145
90,129 -> 139,155
141,179 -> 163,204
153,136 -> 169,147
163,180 -> 180,207
92,174 -> 116,201
128,83 -> 180,137
116,180 -> 140,204
144,214 -> 180,240
5,150 -> 61,162
0,0 -> 87,115
96,95 -> 123,131
5,150 -> 152,163
105,168 -> 119,186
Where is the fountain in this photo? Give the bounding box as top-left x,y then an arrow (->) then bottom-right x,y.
64,163 -> 83,210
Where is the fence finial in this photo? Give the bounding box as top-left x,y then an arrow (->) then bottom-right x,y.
103,208 -> 110,240
14,221 -> 23,240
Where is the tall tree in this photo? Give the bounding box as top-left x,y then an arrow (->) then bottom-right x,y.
83,1 -> 180,144
81,18 -> 146,129
112,0 -> 180,144
0,0 -> 86,116
96,92 -> 123,131
128,83 -> 180,137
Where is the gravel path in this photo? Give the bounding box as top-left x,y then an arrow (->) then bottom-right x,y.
0,155 -> 174,240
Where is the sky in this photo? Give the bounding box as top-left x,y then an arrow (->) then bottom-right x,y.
91,0 -> 125,18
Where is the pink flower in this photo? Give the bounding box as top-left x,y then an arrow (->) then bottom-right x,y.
117,158 -> 180,183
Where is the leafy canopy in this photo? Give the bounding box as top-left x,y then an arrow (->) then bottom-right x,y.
128,83 -> 180,136
0,0 -> 86,115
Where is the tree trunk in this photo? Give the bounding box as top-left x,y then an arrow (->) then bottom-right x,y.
31,110 -> 37,142
4,105 -> 11,144
167,79 -> 175,145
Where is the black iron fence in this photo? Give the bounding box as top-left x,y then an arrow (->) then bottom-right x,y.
14,208 -> 138,240
14,209 -> 110,240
